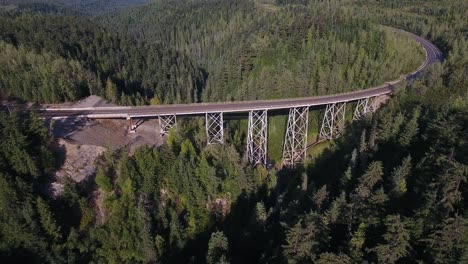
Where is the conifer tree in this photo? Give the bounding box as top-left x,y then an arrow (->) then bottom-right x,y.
283,212 -> 330,262
390,155 -> 412,197
369,215 -> 411,263
207,231 -> 230,264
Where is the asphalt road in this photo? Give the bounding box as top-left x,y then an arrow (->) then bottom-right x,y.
41,29 -> 442,119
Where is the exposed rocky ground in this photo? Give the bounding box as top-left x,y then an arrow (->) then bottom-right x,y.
51,117 -> 162,150
48,96 -> 164,197
50,139 -> 106,197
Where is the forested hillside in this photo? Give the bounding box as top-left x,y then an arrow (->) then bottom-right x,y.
0,11 -> 204,104
0,0 -> 151,15
101,0 -> 424,101
0,0 -> 467,263
0,0 -> 423,105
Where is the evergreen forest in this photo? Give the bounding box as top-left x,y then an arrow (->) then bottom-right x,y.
0,0 -> 467,263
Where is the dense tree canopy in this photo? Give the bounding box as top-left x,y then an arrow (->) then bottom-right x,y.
1,0 -> 151,15
0,0 -> 467,263
1,0 -> 424,105
101,0 -> 424,101
0,10 -> 204,104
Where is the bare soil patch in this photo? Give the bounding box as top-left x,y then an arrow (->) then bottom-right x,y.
51,118 -> 162,150
47,96 -> 165,197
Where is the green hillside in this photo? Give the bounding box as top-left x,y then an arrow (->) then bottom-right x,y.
0,0 -> 466,263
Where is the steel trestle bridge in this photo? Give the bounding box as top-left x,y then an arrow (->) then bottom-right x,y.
41,29 -> 442,167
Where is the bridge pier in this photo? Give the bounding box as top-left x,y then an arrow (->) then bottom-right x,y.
206,112 -> 224,144
127,116 -> 137,133
353,97 -> 376,120
247,110 -> 268,166
319,102 -> 347,140
159,115 -> 177,136
282,107 -> 309,167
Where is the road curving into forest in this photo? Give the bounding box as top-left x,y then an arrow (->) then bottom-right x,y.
40,29 -> 442,119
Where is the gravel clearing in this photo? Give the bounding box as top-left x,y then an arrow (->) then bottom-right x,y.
48,96 -> 164,197
72,95 -> 116,108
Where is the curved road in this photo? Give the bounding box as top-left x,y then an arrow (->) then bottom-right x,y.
41,29 -> 442,119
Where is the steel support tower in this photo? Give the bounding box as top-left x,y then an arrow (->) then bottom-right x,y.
282,107 -> 309,167
247,110 -> 268,166
206,112 -> 224,144
353,97 -> 375,120
319,102 -> 347,140
159,115 -> 177,136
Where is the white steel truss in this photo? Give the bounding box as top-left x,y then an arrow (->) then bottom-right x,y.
206,112 -> 224,144
319,102 -> 347,140
282,107 -> 309,167
353,97 -> 376,120
159,115 -> 177,136
247,110 -> 268,166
